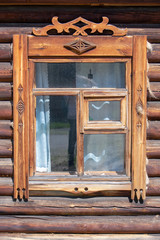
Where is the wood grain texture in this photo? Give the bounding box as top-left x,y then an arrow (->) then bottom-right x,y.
0,44 -> 12,61
0,63 -> 12,81
0,196 -> 160,216
0,121 -> 13,138
147,140 -> 160,159
0,140 -> 12,157
0,178 -> 13,196
148,64 -> 160,82
148,44 -> 160,63
0,158 -> 13,177
0,6 -> 159,24
147,102 -> 160,120
0,102 -> 12,120
147,178 -> 160,196
147,121 -> 160,139
148,82 -> 160,101
147,159 -> 160,177
0,215 -> 159,233
0,83 -> 12,100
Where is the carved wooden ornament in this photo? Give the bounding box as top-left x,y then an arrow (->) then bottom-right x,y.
33,16 -> 127,36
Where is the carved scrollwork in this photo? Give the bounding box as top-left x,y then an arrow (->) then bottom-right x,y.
33,16 -> 127,37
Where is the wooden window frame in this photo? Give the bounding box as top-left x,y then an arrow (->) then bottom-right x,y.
13,17 -> 147,201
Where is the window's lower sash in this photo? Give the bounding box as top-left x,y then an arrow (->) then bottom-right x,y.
29,181 -> 131,197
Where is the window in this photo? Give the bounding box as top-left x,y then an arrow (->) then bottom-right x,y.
13,17 -> 147,201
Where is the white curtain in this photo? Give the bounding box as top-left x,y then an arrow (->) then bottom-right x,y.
36,63 -> 51,172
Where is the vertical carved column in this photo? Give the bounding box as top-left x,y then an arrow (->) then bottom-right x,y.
13,35 -> 29,200
132,36 -> 147,200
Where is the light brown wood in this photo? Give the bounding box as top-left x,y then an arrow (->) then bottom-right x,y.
146,140 -> 160,159
131,35 -> 147,200
147,121 -> 160,139
147,102 -> 160,120
148,64 -> 160,82
13,35 -> 29,200
28,36 -> 133,57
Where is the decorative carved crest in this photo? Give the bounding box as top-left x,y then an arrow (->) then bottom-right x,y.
33,16 -> 127,36
64,38 -> 96,54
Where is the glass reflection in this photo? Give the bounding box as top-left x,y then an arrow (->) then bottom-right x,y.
36,62 -> 125,89
84,134 -> 125,172
89,100 -> 121,121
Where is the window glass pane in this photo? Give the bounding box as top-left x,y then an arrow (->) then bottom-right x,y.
36,95 -> 77,173
35,62 -> 125,89
84,134 -> 125,172
89,100 -> 121,121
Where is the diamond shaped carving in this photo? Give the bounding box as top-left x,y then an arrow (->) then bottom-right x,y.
64,38 -> 96,55
17,98 -> 25,115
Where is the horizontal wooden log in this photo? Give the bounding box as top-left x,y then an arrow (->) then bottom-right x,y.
0,6 -> 160,24
0,83 -> 12,100
147,102 -> 160,120
147,159 -> 160,177
0,233 -> 160,240
147,121 -> 160,139
0,158 -> 13,177
1,196 -> 160,216
0,215 -> 160,233
0,102 -> 12,120
0,120 -> 13,139
0,63 -> 12,81
127,28 -> 160,43
148,44 -> 160,63
0,140 -> 12,157
148,82 -> 160,101
147,178 -> 160,196
0,44 -> 12,61
0,178 -> 13,196
148,64 -> 160,82
146,140 -> 160,159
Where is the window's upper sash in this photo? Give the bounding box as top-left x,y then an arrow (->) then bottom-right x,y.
28,35 -> 133,57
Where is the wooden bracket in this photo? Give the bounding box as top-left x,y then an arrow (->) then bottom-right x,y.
33,16 -> 127,36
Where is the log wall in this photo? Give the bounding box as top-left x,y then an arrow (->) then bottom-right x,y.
0,5 -> 160,237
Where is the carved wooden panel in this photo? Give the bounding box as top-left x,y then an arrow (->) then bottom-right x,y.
33,16 -> 127,37
13,35 -> 29,200
132,35 -> 147,201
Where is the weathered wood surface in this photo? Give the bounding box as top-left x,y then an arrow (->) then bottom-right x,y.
0,44 -> 12,61
0,140 -> 12,157
0,158 -> 13,177
0,102 -> 12,120
147,102 -> 160,120
148,82 -> 160,101
0,6 -> 160,24
146,140 -> 160,159
148,44 -> 160,63
1,196 -> 160,216
0,178 -> 13,196
0,121 -> 12,139
0,63 -> 12,82
147,121 -> 160,139
147,178 -> 160,196
0,215 -> 160,233
147,159 -> 160,177
148,64 -> 160,82
0,234 -> 160,240
0,83 -> 12,100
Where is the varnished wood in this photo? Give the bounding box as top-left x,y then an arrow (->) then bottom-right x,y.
28,36 -> 133,57
33,16 -> 127,37
131,35 -> 147,200
0,102 -> 12,120
13,35 -> 29,200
